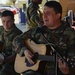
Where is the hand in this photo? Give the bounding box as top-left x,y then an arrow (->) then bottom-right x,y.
58,59 -> 69,74
0,54 -> 4,65
24,50 -> 34,64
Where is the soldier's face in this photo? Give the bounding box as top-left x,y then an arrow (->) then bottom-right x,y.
1,16 -> 14,31
43,6 -> 61,29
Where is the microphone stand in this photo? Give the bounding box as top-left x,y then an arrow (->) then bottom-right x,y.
38,28 -> 69,75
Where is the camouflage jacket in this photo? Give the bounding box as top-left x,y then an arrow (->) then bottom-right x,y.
26,1 -> 43,29
13,21 -> 75,75
0,25 -> 22,59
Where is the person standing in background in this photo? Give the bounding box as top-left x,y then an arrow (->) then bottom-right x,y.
26,0 -> 44,31
0,10 -> 22,75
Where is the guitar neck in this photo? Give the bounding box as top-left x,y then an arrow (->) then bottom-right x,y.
38,55 -> 75,68
38,55 -> 55,61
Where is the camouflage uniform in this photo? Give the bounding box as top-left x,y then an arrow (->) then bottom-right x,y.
0,25 -> 22,75
13,21 -> 75,75
26,1 -> 43,30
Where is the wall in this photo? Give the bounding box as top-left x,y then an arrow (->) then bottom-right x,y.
59,0 -> 75,18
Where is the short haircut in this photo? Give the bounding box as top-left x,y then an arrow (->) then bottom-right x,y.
44,1 -> 62,15
1,10 -> 14,20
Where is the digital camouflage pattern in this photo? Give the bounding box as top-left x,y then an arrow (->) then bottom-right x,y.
26,1 -> 43,30
13,21 -> 75,75
0,25 -> 22,75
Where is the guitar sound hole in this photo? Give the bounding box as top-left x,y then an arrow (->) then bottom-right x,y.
25,59 -> 35,67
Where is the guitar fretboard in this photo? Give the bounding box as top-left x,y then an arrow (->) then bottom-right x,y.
38,55 -> 55,61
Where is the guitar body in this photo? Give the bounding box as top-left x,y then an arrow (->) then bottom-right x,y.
14,39 -> 47,73
14,39 -> 75,73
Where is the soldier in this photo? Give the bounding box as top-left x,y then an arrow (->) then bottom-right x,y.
26,0 -> 43,31
13,1 -> 75,75
0,10 -> 22,75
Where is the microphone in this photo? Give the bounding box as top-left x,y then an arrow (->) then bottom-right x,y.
31,24 -> 43,39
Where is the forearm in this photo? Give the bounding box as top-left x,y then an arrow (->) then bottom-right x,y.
13,34 -> 24,49
13,30 -> 34,56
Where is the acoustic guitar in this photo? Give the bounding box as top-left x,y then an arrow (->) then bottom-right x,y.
14,39 -> 75,73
